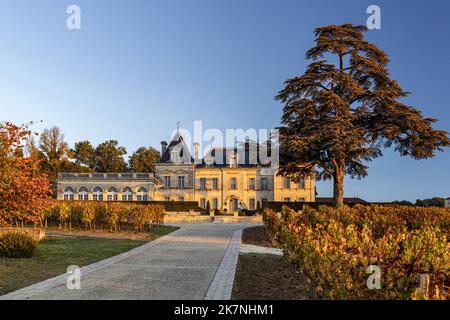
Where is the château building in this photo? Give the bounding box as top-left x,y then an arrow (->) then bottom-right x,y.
57,131 -> 315,213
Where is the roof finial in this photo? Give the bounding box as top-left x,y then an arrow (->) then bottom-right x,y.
176,121 -> 181,131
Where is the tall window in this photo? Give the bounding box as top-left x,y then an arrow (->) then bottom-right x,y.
212,178 -> 219,190
63,187 -> 75,200
164,176 -> 171,188
165,196 -> 171,202
178,196 -> 184,202
249,178 -> 255,190
178,176 -> 185,188
284,177 -> 291,189
200,198 -> 206,209
249,198 -> 255,210
122,187 -> 132,201
232,198 -> 239,211
298,197 -> 305,202
200,178 -> 206,190
212,198 -> 218,209
93,187 -> 103,201
230,178 -> 237,190
261,178 -> 268,190
284,197 -> 291,202
107,187 -> 118,201
78,187 -> 88,201
137,187 -> 148,201
299,177 -> 306,189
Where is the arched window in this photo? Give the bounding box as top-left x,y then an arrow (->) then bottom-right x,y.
107,187 -> 118,201
122,187 -> 132,201
78,187 -> 89,201
137,187 -> 148,201
93,186 -> 103,201
64,187 -> 75,200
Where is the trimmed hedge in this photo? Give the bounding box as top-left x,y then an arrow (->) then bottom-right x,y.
239,209 -> 257,216
150,201 -> 203,212
264,205 -> 450,300
120,201 -> 203,212
262,201 -> 322,212
261,201 -> 442,212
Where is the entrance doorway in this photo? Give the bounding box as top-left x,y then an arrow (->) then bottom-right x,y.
229,198 -> 239,213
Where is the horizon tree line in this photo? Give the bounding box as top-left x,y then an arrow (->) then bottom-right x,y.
20,126 -> 160,186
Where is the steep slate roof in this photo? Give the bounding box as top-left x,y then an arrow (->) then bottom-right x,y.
159,133 -> 270,168
197,147 -> 261,168
159,131 -> 193,164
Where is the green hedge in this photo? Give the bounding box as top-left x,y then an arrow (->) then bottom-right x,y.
119,201 -> 203,212
262,201 -> 389,212
262,201 -> 322,212
149,201 -> 203,212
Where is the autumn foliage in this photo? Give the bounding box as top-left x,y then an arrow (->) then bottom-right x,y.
0,122 -> 54,226
264,205 -> 449,299
45,201 -> 165,232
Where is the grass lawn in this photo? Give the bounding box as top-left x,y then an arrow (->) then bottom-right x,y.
0,225 -> 178,295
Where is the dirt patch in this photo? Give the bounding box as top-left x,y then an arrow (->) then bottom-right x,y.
231,253 -> 312,300
241,226 -> 274,247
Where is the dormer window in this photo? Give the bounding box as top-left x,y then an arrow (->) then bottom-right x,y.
171,150 -> 180,163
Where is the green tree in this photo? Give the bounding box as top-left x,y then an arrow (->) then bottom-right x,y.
391,200 -> 413,206
72,140 -> 95,170
276,24 -> 449,206
128,146 -> 160,172
415,197 -> 444,207
94,140 -> 127,172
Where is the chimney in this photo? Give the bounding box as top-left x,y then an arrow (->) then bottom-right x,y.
193,142 -> 200,163
161,141 -> 168,155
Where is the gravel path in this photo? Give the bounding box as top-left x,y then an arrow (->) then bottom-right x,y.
0,223 -> 259,300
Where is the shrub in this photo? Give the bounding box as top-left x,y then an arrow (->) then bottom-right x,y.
240,209 -> 257,216
0,232 -> 37,258
262,201 -> 320,212
156,201 -> 203,212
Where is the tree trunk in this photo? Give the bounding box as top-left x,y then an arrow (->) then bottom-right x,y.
333,167 -> 345,207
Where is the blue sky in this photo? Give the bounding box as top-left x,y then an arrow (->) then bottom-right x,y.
1,0 -> 449,202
